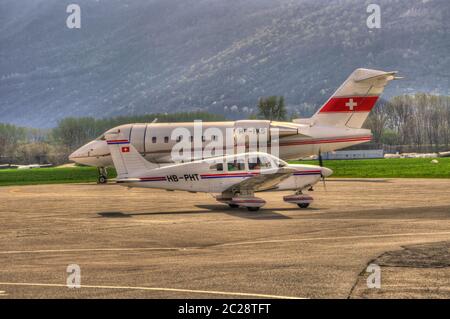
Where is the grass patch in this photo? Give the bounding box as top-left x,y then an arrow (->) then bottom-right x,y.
290,157 -> 450,178
0,158 -> 449,187
0,166 -> 116,186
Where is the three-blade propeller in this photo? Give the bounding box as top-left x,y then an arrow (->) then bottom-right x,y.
318,150 -> 327,191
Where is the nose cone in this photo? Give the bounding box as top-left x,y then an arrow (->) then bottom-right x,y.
69,145 -> 88,162
321,167 -> 333,178
69,145 -> 91,166
69,140 -> 110,167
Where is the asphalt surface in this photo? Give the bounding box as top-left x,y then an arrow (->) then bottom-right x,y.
0,179 -> 449,298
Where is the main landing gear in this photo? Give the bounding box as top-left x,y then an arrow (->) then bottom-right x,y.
97,167 -> 108,184
228,197 -> 265,211
217,193 -> 265,211
217,189 -> 314,211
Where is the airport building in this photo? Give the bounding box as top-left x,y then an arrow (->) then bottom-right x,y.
323,149 -> 384,160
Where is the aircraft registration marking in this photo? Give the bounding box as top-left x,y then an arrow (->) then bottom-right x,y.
137,170 -> 321,183
167,174 -> 200,182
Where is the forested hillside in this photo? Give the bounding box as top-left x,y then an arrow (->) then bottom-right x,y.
1,0 -> 449,127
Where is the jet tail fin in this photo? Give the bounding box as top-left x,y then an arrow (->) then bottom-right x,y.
106,135 -> 159,178
308,68 -> 399,128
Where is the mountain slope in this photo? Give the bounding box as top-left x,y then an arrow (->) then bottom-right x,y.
0,0 -> 449,127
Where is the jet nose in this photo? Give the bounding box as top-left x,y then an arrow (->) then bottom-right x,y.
68,139 -> 111,167
321,167 -> 333,178
69,145 -> 89,163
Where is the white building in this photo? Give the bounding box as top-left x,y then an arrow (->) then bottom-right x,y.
323,149 -> 384,160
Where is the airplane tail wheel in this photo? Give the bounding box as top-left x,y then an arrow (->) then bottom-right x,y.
247,207 -> 260,212
228,204 -> 239,208
98,176 -> 107,184
297,203 -> 310,209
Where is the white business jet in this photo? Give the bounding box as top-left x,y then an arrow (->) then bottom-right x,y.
106,134 -> 332,211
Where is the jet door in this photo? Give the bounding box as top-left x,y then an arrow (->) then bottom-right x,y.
234,120 -> 271,153
129,124 -> 147,154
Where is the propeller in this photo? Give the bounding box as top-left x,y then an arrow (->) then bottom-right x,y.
318,149 -> 324,168
318,150 -> 327,191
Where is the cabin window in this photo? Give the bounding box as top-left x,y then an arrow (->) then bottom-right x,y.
227,160 -> 245,171
152,137 -> 157,143
164,136 -> 169,143
190,136 -> 194,142
202,136 -> 206,142
209,163 -> 223,171
176,135 -> 182,142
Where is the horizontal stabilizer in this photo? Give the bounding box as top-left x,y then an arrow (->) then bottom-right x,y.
106,133 -> 159,178
354,70 -> 398,83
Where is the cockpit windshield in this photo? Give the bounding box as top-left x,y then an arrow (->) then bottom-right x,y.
96,134 -> 106,141
274,158 -> 287,168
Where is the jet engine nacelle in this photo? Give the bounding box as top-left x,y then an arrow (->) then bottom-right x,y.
234,120 -> 302,137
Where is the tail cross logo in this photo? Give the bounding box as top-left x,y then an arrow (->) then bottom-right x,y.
345,98 -> 357,111
121,146 -> 130,153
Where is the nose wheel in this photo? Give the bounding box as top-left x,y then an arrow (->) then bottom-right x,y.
283,193 -> 313,208
97,167 -> 108,184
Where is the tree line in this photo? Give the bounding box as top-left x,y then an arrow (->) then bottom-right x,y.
365,93 -> 450,152
257,93 -> 450,153
0,112 -> 226,165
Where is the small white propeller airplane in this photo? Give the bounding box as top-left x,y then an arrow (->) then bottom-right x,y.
106,134 -> 333,211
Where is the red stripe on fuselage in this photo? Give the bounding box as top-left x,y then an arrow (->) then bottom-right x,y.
200,172 -> 259,178
140,177 -> 166,181
319,96 -> 378,113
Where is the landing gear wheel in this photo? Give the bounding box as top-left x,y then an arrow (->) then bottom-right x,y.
98,175 -> 107,184
297,203 -> 310,209
247,207 -> 260,212
97,167 -> 108,184
228,204 -> 239,208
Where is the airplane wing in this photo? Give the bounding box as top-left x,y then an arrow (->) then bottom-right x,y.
225,168 -> 295,193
